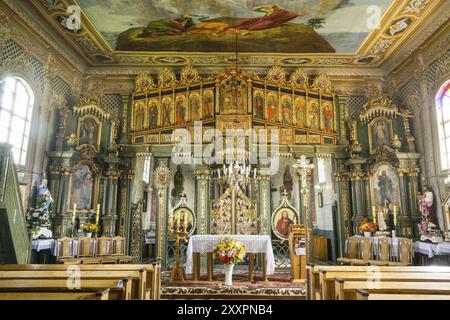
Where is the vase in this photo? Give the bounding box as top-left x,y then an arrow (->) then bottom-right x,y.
364,232 -> 371,238
86,232 -> 92,238
224,263 -> 234,286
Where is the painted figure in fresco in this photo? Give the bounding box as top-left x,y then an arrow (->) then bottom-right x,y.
323,103 -> 333,132
377,170 -> 393,206
254,93 -> 264,119
79,118 -> 98,146
281,165 -> 293,199
373,120 -> 389,149
267,95 -> 277,122
161,98 -> 172,127
235,5 -> 309,31
276,210 -> 294,237
149,100 -> 159,128
281,98 -> 292,125
203,91 -> 214,119
140,14 -> 207,37
176,97 -> 186,125
135,103 -> 145,131
171,165 -> 184,207
308,102 -> 320,130
190,94 -> 201,121
295,98 -> 305,127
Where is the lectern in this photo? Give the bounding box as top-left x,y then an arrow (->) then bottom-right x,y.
288,224 -> 307,283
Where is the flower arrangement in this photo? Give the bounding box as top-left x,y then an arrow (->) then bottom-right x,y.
83,223 -> 98,234
359,218 -> 377,234
214,237 -> 246,265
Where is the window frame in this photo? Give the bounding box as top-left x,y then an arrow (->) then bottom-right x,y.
0,76 -> 36,168
435,81 -> 450,174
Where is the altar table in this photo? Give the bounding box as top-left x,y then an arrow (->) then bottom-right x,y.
186,235 -> 275,282
414,241 -> 450,258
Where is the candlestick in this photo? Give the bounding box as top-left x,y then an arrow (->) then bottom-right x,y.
372,206 -> 376,224
253,168 -> 257,179
393,205 -> 397,226
96,204 -> 100,225
72,203 -> 77,224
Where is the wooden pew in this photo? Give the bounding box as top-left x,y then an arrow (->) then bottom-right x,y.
335,279 -> 450,300
321,270 -> 450,300
0,278 -> 131,300
0,270 -> 146,300
0,264 -> 160,300
355,289 -> 450,300
308,265 -> 450,300
0,288 -> 110,300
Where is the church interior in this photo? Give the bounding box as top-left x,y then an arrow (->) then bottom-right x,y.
0,0 -> 450,302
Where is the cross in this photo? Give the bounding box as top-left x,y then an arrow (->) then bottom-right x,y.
294,155 -> 315,190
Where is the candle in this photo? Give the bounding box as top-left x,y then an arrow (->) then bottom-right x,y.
72,203 -> 77,224
372,206 -> 376,224
96,204 -> 100,225
254,168 -> 257,179
394,205 -> 397,226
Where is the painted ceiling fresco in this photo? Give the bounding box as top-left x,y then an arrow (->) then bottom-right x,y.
76,0 -> 392,54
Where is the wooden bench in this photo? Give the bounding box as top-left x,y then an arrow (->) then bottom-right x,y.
321,270 -> 450,300
336,279 -> 450,300
0,288 -> 111,300
355,289 -> 450,300
0,277 -> 131,300
0,264 -> 161,300
307,265 -> 450,300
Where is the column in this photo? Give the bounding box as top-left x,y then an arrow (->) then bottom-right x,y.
347,159 -> 367,234
334,161 -> 351,256
119,94 -> 131,144
195,166 -> 211,235
154,158 -> 170,269
257,170 -> 271,235
102,156 -> 120,236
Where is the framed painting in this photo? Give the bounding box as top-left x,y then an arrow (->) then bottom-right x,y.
69,162 -> 99,211
77,115 -> 102,151
370,162 -> 400,209
253,89 -> 265,119
271,207 -> 299,240
307,98 -> 320,130
369,117 -> 393,154
148,99 -> 159,129
171,206 -> 196,237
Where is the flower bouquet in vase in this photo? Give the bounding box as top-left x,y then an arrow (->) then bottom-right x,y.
214,237 -> 246,286
83,223 -> 98,238
359,218 -> 377,237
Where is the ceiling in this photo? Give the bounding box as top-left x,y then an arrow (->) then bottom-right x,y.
30,0 -> 448,69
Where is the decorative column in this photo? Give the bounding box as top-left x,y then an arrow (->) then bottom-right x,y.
53,165 -> 73,237
346,158 -> 367,234
195,166 -> 211,235
257,169 -> 271,235
334,160 -> 351,255
101,156 -> 121,236
153,160 -> 171,269
119,94 -> 131,144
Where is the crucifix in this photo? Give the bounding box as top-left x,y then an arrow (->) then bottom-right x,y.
294,155 -> 315,263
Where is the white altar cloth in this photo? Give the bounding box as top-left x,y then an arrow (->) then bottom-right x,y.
414,241 -> 450,258
186,235 -> 275,275
31,239 -> 55,252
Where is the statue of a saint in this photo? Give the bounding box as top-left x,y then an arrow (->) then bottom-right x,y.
417,185 -> 443,242
27,179 -> 54,239
281,165 -> 293,198
171,166 -> 184,207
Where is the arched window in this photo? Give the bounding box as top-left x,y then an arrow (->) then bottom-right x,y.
0,77 -> 34,166
436,82 -> 450,171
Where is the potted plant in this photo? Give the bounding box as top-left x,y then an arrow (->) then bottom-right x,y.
83,223 -> 98,238
214,237 -> 246,286
359,218 -> 377,237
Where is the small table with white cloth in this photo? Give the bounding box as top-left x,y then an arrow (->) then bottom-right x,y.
186,235 -> 275,282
